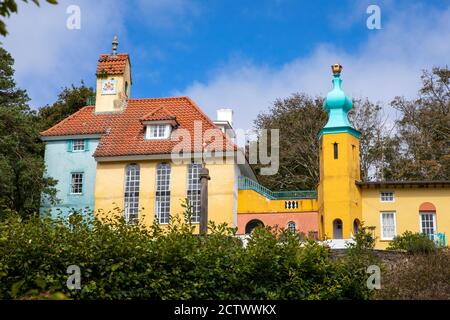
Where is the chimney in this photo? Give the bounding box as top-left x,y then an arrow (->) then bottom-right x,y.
216,108 -> 233,127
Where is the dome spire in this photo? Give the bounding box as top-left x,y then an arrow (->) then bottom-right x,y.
320,64 -> 360,138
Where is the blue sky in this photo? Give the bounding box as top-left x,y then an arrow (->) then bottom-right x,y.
2,0 -> 450,130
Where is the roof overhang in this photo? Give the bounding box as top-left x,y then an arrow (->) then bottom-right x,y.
356,180 -> 450,189
41,134 -> 103,141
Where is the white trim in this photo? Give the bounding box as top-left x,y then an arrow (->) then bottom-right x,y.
419,212 -> 436,235
380,211 -> 397,240
41,134 -> 102,141
380,191 -> 395,203
145,124 -> 171,140
95,151 -> 239,162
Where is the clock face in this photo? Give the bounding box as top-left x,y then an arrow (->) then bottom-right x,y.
101,79 -> 117,95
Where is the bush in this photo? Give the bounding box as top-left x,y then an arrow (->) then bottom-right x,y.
0,210 -> 375,300
387,231 -> 436,254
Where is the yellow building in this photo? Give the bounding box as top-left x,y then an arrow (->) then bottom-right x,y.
41,41 -> 449,249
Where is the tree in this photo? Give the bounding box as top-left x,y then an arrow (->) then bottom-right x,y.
0,46 -> 56,216
387,67 -> 450,180
0,0 -> 58,36
251,94 -> 388,190
38,83 -> 95,131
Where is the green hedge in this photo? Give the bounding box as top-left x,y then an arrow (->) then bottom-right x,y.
387,231 -> 436,254
0,211 -> 376,300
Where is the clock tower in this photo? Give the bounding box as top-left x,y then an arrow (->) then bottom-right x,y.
94,36 -> 132,113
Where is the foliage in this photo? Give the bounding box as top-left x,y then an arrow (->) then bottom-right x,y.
0,46 -> 57,216
0,209 -> 375,300
0,0 -> 58,36
37,82 -> 95,131
387,231 -> 436,254
375,249 -> 450,300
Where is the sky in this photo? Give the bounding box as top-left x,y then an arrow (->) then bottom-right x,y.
2,0 -> 450,130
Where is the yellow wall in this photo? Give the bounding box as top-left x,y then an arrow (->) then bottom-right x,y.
238,189 -> 318,213
318,132 -> 362,239
95,60 -> 131,113
94,160 -> 237,231
361,186 -> 450,249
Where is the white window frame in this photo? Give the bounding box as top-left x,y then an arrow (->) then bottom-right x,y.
72,139 -> 85,152
287,221 -> 296,233
380,191 -> 395,202
70,172 -> 84,194
419,212 -> 436,237
187,163 -> 202,224
124,164 -> 140,224
380,211 -> 396,240
145,124 -> 171,140
155,163 -> 171,224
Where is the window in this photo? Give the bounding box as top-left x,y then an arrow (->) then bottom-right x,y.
124,164 -> 140,224
380,212 -> 396,240
187,163 -> 202,223
72,139 -> 85,152
420,213 -> 436,236
155,163 -> 171,224
146,124 -> 171,139
380,191 -> 394,202
287,221 -> 296,233
70,173 -> 83,194
333,142 -> 338,159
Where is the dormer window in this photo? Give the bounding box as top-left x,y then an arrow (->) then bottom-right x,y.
146,124 -> 171,140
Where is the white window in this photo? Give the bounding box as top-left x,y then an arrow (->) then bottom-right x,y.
155,163 -> 171,224
420,213 -> 436,236
124,164 -> 140,224
380,191 -> 394,202
70,173 -> 83,194
187,163 -> 202,223
145,124 -> 171,140
72,139 -> 85,152
287,221 -> 296,233
380,212 -> 396,240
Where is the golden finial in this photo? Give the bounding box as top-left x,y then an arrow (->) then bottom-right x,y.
331,63 -> 342,75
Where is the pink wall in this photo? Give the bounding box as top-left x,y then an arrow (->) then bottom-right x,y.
237,211 -> 319,235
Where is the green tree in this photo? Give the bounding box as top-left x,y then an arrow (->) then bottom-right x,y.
387,67 -> 450,180
0,0 -> 58,36
38,83 -> 95,131
0,46 -> 56,216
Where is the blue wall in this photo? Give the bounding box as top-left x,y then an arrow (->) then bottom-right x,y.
40,139 -> 99,219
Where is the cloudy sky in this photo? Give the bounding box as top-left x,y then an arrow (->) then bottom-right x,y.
2,0 -> 449,130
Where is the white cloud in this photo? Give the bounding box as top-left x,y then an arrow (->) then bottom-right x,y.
2,0 -> 126,108
178,4 -> 450,130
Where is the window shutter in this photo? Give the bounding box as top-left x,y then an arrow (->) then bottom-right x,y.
67,140 -> 73,152
84,140 -> 89,151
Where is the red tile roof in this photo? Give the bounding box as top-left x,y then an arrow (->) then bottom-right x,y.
41,97 -> 237,158
96,53 -> 129,76
140,106 -> 176,122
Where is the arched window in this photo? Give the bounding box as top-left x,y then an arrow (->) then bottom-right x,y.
287,221 -> 296,233
245,219 -> 264,234
155,163 -> 171,224
333,219 -> 343,239
187,163 -> 202,223
419,202 -> 437,239
124,164 -> 140,224
353,219 -> 361,235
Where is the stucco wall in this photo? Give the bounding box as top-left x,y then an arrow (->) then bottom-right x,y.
361,186 -> 450,249
41,139 -> 99,218
94,160 -> 237,229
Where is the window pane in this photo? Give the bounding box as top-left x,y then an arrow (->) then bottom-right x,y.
187,163 -> 202,223
71,173 -> 83,194
155,163 -> 171,224
420,213 -> 435,235
73,139 -> 85,151
381,212 -> 395,239
124,164 -> 140,224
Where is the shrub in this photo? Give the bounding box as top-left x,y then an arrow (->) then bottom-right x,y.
0,209 -> 375,300
387,231 -> 436,254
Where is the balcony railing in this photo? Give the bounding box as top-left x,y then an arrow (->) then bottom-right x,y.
238,176 -> 317,200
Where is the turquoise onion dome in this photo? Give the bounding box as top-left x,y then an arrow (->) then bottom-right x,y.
320,64 -> 361,138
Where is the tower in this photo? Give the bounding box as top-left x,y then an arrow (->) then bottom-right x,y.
94,35 -> 132,113
318,64 -> 362,240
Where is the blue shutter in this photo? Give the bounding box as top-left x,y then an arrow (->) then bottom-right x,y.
84,139 -> 89,152
67,140 -> 73,152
